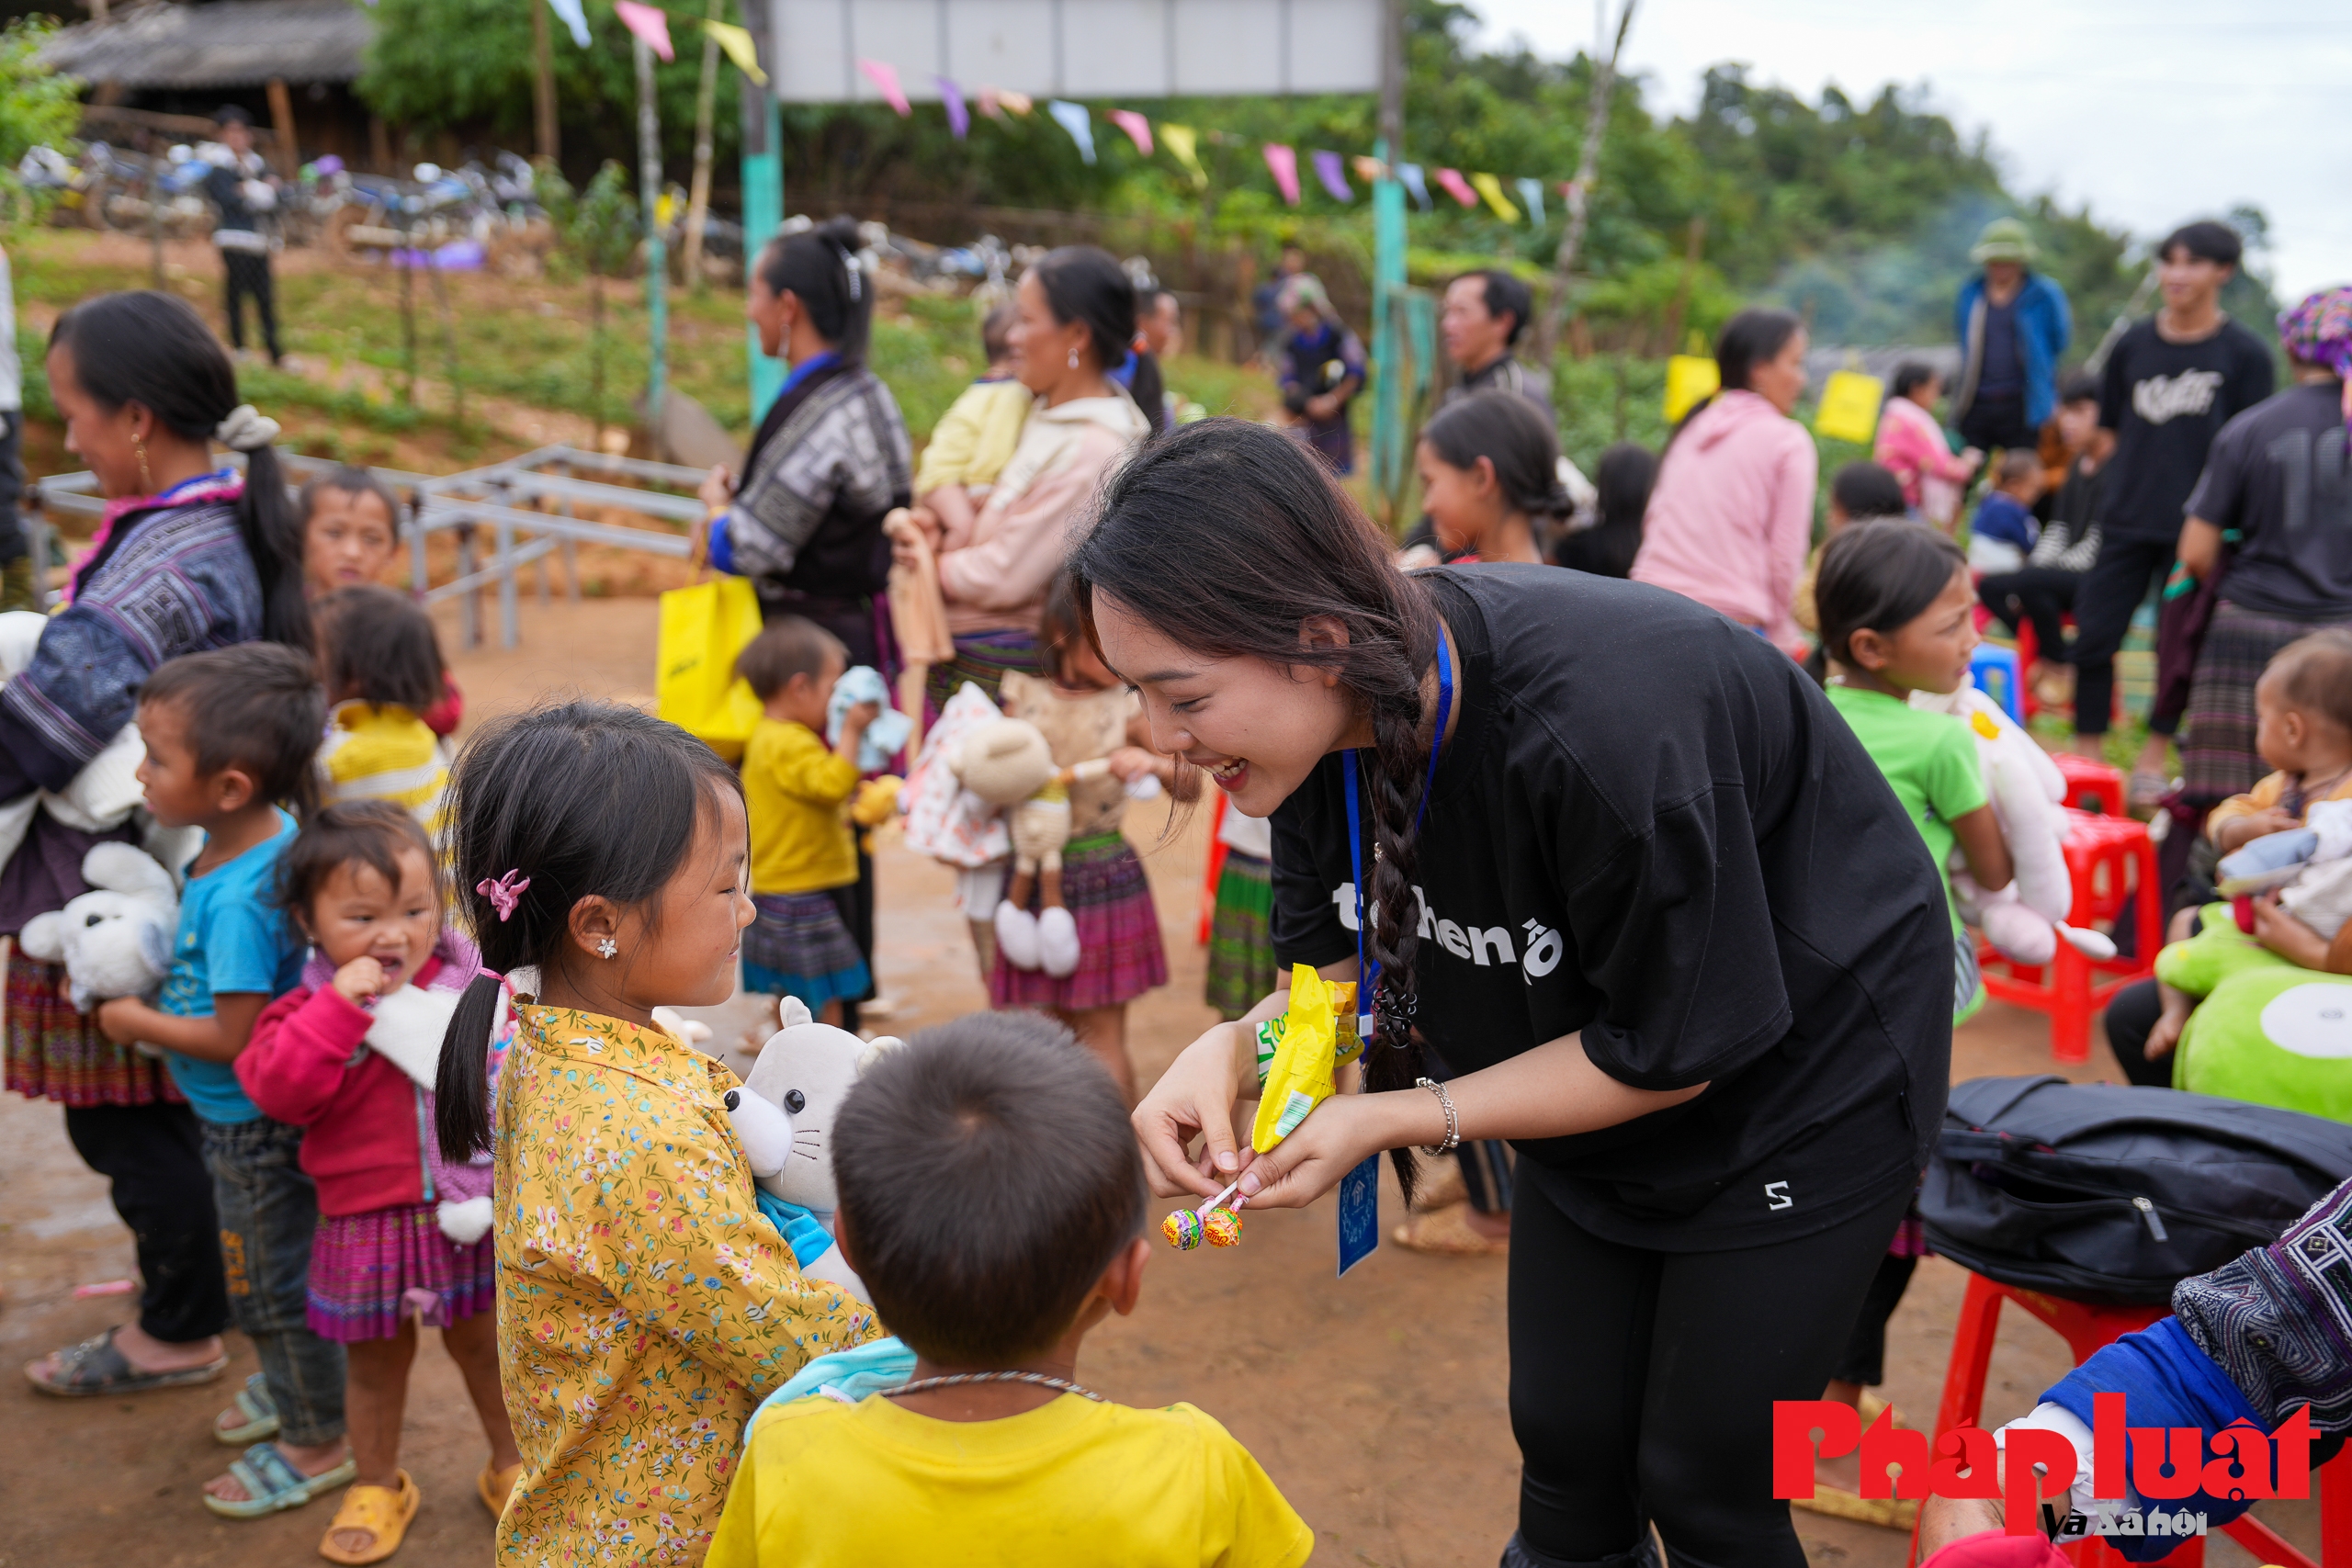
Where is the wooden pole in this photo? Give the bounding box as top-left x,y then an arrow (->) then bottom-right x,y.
680,0 -> 722,287
530,0 -> 560,164
635,36 -> 669,454
1659,214 -> 1705,358
1538,0 -> 1634,365
264,77 -> 299,175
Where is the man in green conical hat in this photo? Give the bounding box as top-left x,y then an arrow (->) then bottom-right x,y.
1950,216 -> 2074,455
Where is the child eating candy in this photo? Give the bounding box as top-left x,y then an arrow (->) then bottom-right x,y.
707,1010 -> 1312,1568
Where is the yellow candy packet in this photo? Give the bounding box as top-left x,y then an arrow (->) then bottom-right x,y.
1253,977 -> 1356,1085
1250,965 -> 1347,1153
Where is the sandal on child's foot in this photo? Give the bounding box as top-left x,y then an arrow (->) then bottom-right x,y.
1391,1202 -> 1509,1257
215,1372 -> 280,1444
203,1442 -> 359,1518
319,1472 -> 421,1564
478,1460 -> 524,1519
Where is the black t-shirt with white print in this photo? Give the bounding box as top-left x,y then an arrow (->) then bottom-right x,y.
1269,566 -> 1953,1250
2098,316 -> 2275,540
2183,380 -> 2352,619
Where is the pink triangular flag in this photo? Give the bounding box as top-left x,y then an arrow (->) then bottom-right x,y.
1434,167 -> 1478,208
1262,142 -> 1300,207
613,0 -> 673,61
858,58 -> 910,117
1107,109 -> 1153,157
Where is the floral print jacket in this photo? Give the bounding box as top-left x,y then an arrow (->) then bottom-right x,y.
495,1005 -> 877,1565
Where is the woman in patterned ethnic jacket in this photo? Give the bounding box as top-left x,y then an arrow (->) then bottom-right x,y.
698,216 -> 912,671
6,291 -> 308,1402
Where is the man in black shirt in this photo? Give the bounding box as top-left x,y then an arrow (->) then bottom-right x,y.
1439,268 -> 1553,419
202,107 -> 284,367
2075,221 -> 2273,800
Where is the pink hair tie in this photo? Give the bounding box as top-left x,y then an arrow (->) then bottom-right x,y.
477,869 -> 530,921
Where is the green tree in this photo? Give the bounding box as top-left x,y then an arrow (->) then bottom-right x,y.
0,18 -> 81,231
539,159 -> 641,440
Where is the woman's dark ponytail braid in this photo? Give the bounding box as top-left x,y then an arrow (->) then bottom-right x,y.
1359,626 -> 1439,1206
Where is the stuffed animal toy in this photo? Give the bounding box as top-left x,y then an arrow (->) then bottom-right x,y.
1911,686 -> 2114,965
0,611 -> 155,874
720,997 -> 905,1303
2157,906 -> 2352,1121
17,843 -> 179,1013
948,716 -> 1114,976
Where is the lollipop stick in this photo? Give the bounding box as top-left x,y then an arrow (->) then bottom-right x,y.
1199,1177 -> 1242,1215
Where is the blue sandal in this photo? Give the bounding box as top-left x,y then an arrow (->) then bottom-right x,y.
215,1372 -> 280,1445
203,1441 -> 358,1519
24,1325 -> 226,1397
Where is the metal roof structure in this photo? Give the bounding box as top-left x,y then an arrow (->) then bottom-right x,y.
41,0 -> 375,90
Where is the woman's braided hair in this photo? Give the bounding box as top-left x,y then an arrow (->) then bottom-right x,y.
1068,418 -> 1442,1200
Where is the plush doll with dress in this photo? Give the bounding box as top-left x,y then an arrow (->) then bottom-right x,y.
947,716 -> 1115,976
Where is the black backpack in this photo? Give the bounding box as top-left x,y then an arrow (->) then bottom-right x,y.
1919,1076 -> 2352,1304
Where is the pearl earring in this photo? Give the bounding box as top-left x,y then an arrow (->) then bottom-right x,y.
596,938 -> 617,959
1068,345 -> 1081,369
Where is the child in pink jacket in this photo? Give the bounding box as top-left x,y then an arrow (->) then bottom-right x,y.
1633,387 -> 1820,653
235,800 -> 521,1560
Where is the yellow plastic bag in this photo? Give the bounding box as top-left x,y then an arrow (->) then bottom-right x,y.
1663,355 -> 1721,425
1815,368 -> 1886,446
1252,965 -> 1342,1153
656,574 -> 764,762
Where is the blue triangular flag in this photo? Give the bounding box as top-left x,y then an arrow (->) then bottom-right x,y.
1515,176 -> 1545,225
1047,99 -> 1095,165
1397,163 -> 1430,211
546,0 -> 590,48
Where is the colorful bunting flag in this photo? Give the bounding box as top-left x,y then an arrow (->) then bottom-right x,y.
702,19 -> 764,85
997,89 -> 1033,116
1434,167 -> 1478,209
1311,150 -> 1351,202
1262,142 -> 1300,207
1468,172 -> 1519,222
613,0 -> 673,60
858,58 -> 910,116
1515,176 -> 1545,225
937,76 -> 968,138
545,0 -> 589,49
1162,123 -> 1207,187
1397,163 -> 1430,209
1048,100 -> 1095,164
1108,109 -> 1153,157
1351,153 -> 1388,186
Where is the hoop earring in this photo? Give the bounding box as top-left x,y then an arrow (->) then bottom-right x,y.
133,433 -> 153,494
1068,345 -> 1081,370
596,938 -> 617,959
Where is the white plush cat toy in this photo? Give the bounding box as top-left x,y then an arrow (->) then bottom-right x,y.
1909,685 -> 2116,965
720,998 -> 903,1303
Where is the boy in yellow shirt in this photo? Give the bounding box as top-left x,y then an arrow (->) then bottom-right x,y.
707,1011 -> 1314,1568
912,301 -> 1029,545
736,616 -> 879,1024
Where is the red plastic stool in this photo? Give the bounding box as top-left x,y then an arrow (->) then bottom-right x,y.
1915,1271 -> 2352,1567
1978,810 -> 2159,1063
2052,753 -> 2129,817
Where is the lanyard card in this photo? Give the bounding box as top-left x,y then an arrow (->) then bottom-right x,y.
1337,1153 -> 1380,1276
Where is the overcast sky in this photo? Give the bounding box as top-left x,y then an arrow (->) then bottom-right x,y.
1468,0 -> 2350,302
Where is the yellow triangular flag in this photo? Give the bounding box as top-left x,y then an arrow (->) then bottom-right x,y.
1469,172 -> 1520,223
1814,368 -> 1885,446
701,18 -> 766,85
1664,355 -> 1721,424
1161,122 -> 1207,188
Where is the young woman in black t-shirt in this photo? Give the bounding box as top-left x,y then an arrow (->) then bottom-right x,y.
1070,420 -> 1954,1568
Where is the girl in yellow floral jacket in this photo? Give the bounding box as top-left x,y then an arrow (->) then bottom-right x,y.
434,701 -> 878,1566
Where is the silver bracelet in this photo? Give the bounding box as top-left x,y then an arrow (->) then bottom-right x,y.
1414,1077 -> 1460,1156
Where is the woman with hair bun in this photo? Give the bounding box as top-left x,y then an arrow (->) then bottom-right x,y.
699,215 -> 913,669
1632,307 -> 1819,652
7,291 -> 303,1419
1415,390 -> 1574,565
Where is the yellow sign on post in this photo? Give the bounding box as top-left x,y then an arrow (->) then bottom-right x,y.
1663,355 -> 1720,425
1815,369 -> 1886,446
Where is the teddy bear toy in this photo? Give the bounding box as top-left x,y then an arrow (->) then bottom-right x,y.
1910,685 -> 2115,966
17,843 -> 179,1013
720,997 -> 905,1303
947,716 -> 1114,977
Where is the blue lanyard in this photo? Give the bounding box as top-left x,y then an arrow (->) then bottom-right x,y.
1339,633 -> 1453,1043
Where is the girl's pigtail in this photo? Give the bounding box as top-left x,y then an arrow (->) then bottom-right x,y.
435,972 -> 506,1159
1361,671 -> 1435,1206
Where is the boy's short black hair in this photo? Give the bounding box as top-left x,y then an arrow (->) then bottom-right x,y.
1457,268 -> 1534,345
733,615 -> 845,702
1996,449 -> 2042,488
2264,629 -> 2352,734
139,643 -> 325,817
299,465 -> 407,541
2058,369 -> 2100,406
317,584 -> 445,712
277,798 -> 438,921
2161,220 -> 2244,269
832,1011 -> 1144,1365
979,301 -> 1019,364
1830,460 -> 1906,522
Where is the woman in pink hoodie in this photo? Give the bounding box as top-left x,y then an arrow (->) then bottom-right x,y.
909,245 -> 1153,714
1632,310 -> 1820,653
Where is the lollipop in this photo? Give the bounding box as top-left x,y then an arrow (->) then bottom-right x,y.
1200,1206 -> 1243,1247
1162,1176 -> 1248,1250
1161,1209 -> 1206,1250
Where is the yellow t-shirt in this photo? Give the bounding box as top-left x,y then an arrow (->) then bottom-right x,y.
913,377 -> 1033,497
316,699 -> 447,837
743,716 -> 859,895
707,1391 -> 1313,1568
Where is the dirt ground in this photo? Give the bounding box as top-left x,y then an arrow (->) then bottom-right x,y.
0,598 -> 2317,1566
